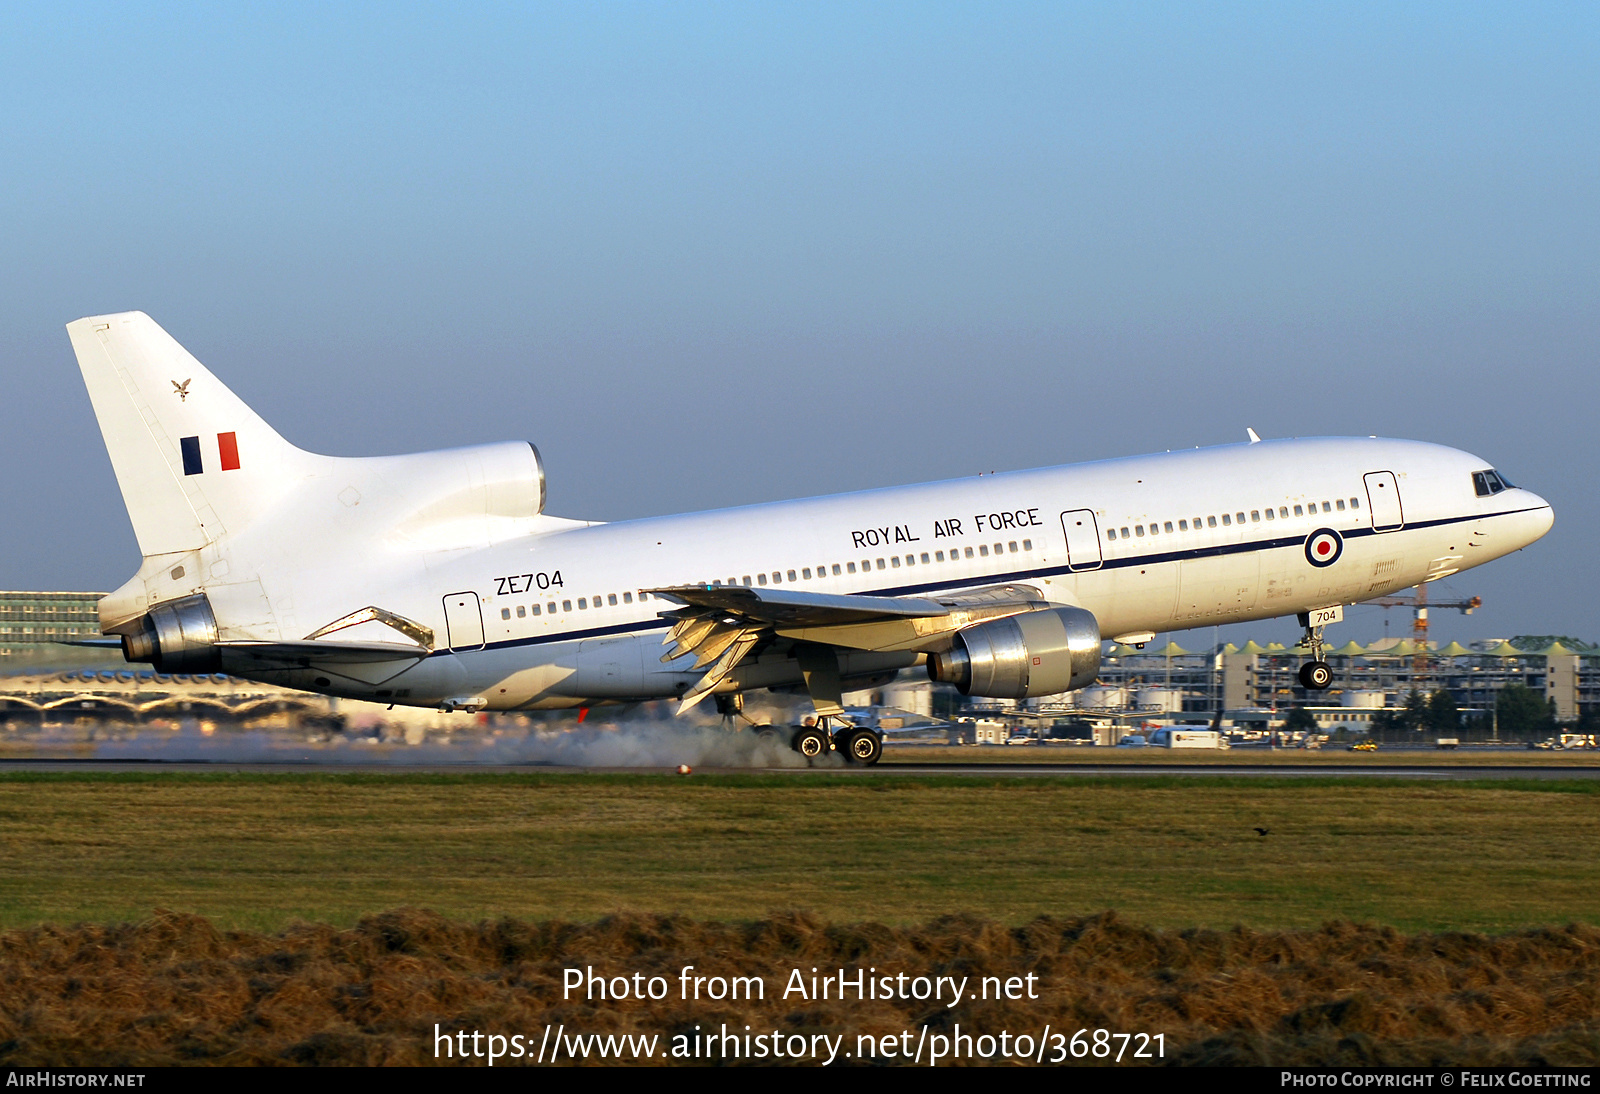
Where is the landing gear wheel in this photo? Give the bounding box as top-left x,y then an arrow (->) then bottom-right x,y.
755,725 -> 784,746
792,725 -> 828,760
842,728 -> 883,766
1298,661 -> 1333,690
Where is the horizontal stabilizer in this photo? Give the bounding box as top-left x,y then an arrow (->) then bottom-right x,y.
217,639 -> 430,666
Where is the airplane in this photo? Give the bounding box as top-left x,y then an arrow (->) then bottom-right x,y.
67,312 -> 1554,765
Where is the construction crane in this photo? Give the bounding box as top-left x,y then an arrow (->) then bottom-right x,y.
1364,588 -> 1482,678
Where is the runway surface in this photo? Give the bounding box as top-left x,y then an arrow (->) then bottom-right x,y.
1,758 -> 1596,779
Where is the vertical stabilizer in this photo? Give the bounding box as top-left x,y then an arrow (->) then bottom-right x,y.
67,311 -> 310,557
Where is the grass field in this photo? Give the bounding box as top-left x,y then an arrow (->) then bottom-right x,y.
0,771 -> 1594,932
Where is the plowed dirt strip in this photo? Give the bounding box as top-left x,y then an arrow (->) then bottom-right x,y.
0,910 -> 1595,1066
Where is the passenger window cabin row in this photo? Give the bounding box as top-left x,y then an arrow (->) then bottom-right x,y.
711,539 -> 1035,589
1104,497 -> 1363,542
496,539 -> 1040,622
502,590 -> 657,620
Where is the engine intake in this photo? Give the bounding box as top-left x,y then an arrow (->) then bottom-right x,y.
117,593 -> 222,674
928,606 -> 1100,699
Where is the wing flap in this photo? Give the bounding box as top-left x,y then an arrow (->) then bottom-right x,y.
649,581 -> 1056,669
647,582 -> 1056,715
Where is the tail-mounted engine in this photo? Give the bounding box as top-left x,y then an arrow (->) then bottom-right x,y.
927,606 -> 1100,699
114,593 -> 222,674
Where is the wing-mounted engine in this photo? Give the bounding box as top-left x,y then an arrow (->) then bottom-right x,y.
927,606 -> 1101,699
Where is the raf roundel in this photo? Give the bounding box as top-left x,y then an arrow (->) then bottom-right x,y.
1304,528 -> 1344,568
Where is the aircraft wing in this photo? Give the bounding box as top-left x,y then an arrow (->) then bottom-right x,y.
647,582 -> 1050,712
648,584 -> 950,627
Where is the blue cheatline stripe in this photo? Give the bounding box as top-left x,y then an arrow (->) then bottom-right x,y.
430,504 -> 1545,658
180,436 -> 203,476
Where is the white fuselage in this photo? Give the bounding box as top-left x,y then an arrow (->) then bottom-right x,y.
248,436 -> 1552,710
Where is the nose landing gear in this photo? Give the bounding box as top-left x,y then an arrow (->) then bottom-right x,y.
1297,659 -> 1333,690
1295,617 -> 1333,691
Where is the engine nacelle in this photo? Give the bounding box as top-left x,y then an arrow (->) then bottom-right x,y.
116,593 -> 221,674
927,606 -> 1101,699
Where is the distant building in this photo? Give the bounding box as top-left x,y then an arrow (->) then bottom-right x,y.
989,635 -> 1599,726
0,592 -> 106,664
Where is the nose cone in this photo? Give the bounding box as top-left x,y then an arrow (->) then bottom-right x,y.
1515,490 -> 1555,547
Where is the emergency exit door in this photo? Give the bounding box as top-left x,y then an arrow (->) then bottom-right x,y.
1364,472 -> 1404,532
443,591 -> 485,651
1059,510 -> 1103,571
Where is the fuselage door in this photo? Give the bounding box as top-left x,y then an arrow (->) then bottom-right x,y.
1363,472 -> 1404,532
1059,509 -> 1103,571
443,591 -> 485,651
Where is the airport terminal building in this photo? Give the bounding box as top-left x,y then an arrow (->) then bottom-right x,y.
0,591 -> 104,664
1042,636 -> 1599,728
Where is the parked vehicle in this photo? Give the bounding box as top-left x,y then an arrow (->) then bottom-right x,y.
1146,727 -> 1228,749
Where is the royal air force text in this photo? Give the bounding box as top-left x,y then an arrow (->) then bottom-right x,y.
850,509 -> 1043,550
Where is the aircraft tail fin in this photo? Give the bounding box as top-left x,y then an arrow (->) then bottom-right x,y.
67,311 -> 309,558
71,311 -> 553,643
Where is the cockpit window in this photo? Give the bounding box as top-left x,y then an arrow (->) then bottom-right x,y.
1473,469 -> 1511,497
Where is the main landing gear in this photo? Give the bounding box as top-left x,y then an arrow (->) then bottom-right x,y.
791,722 -> 828,759
1296,621 -> 1333,691
789,716 -> 883,766
835,725 -> 884,765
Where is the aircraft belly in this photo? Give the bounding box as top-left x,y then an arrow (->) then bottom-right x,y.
461,636 -> 697,704
467,643 -> 579,707
726,649 -> 917,692
575,635 -> 645,697
1175,553 -> 1261,624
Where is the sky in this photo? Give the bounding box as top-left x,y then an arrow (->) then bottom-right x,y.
2,2 -> 1595,646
